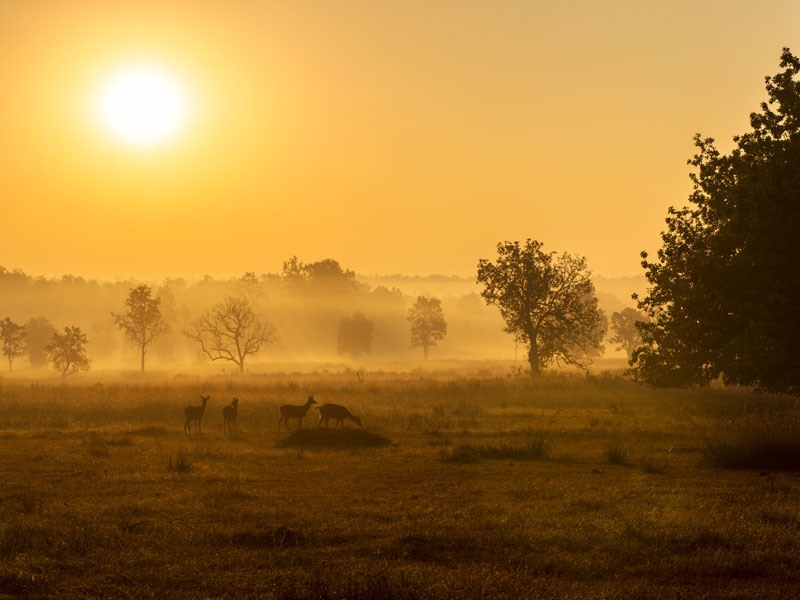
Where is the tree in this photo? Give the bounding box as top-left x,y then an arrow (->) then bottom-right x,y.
46,326 -> 90,379
407,296 -> 447,360
609,308 -> 645,362
0,317 -> 26,371
112,285 -> 168,373
337,311 -> 374,358
25,317 -> 57,368
633,49 -> 800,391
477,240 -> 606,376
184,296 -> 277,373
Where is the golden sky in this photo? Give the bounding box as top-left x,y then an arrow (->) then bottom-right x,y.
2,0 -> 799,281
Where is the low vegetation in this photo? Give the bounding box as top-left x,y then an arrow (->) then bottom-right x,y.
1,367 -> 799,598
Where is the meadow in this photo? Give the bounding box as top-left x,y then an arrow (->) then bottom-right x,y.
1,365 -> 800,599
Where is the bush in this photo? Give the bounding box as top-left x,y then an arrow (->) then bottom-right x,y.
701,410 -> 800,470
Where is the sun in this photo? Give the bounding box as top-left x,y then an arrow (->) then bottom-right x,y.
93,64 -> 191,148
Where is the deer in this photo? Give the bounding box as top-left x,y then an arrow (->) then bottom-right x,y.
223,397 -> 238,438
278,395 -> 317,431
184,395 -> 210,434
317,403 -> 363,429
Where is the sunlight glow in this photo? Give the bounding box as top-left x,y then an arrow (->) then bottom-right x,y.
93,64 -> 191,148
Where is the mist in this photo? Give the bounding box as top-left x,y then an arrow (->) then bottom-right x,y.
0,261 -> 642,376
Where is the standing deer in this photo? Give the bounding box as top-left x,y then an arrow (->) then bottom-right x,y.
184,395 -> 210,434
317,403 -> 363,429
278,396 -> 317,431
223,397 -> 238,438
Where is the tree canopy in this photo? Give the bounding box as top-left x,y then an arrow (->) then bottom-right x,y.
407,296 -> 447,360
633,49 -> 800,391
46,326 -> 90,379
112,285 -> 168,373
477,240 -> 606,375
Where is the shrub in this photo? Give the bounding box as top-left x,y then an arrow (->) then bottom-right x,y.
700,409 -> 800,470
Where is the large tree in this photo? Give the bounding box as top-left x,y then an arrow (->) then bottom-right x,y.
0,317 -> 26,371
184,296 -> 277,373
112,285 -> 168,373
46,326 -> 90,379
407,296 -> 447,360
633,49 -> 800,391
477,240 -> 606,376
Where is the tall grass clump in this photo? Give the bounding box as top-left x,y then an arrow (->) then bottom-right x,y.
441,438 -> 547,463
700,409 -> 800,470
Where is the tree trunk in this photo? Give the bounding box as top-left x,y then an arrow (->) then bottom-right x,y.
140,346 -> 145,373
423,344 -> 429,360
527,341 -> 541,377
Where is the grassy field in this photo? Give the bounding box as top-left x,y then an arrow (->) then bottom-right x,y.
2,367 -> 800,598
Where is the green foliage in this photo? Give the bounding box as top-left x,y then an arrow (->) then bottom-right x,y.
634,49 -> 800,391
477,239 -> 606,375
407,296 -> 448,360
45,325 -> 90,378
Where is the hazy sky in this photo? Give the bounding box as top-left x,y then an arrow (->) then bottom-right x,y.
2,1 -> 799,281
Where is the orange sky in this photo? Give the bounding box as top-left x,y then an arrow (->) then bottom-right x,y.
2,0 -> 799,281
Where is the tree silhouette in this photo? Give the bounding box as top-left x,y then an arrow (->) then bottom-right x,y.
609,308 -> 645,361
337,311 -> 374,358
184,296 -> 277,373
634,49 -> 800,390
113,285 -> 168,373
407,296 -> 447,360
46,326 -> 90,379
0,317 -> 26,371
477,239 -> 606,376
25,317 -> 56,368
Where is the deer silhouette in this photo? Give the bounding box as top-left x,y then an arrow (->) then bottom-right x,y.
184,395 -> 210,434
278,396 -> 317,431
223,397 -> 238,438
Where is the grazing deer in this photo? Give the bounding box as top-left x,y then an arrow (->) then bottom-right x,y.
223,397 -> 238,437
184,395 -> 210,434
278,396 -> 317,431
317,403 -> 363,429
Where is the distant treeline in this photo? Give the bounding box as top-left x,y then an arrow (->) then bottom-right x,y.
0,261 -> 638,371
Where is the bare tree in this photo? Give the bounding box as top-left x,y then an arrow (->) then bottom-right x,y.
112,285 -> 168,373
184,296 -> 276,373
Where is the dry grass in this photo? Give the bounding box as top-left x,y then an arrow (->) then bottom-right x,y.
0,369 -> 799,598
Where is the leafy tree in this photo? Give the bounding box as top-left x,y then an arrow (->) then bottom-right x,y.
46,326 -> 90,379
25,317 -> 57,368
184,296 -> 277,373
407,296 -> 447,360
477,239 -> 606,376
337,311 -> 374,358
112,285 -> 168,373
0,317 -> 26,371
633,49 -> 800,391
609,308 -> 645,361
281,256 -> 364,295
